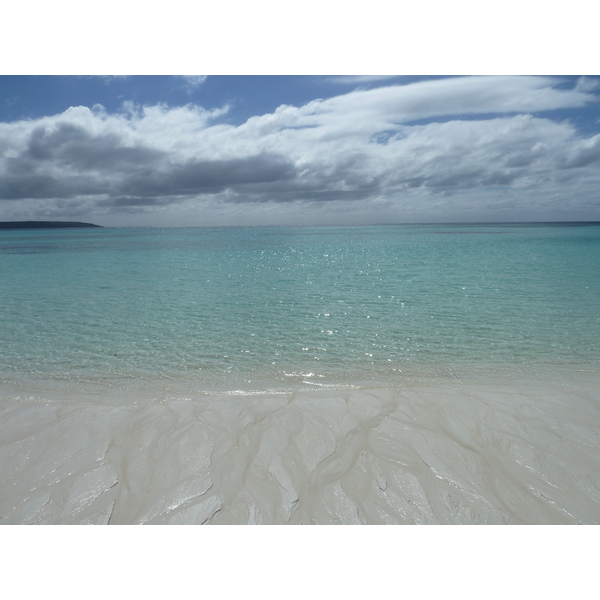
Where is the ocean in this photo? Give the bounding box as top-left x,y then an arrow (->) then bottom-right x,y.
1,222 -> 600,399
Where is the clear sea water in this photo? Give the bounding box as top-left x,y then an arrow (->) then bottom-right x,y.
1,223 -> 600,397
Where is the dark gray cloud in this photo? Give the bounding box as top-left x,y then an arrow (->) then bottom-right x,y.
24,123 -> 166,170
0,171 -> 109,200
0,153 -> 296,204
119,154 -> 297,199
0,174 -> 66,200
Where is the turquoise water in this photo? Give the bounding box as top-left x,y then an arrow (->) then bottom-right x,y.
1,223 -> 600,394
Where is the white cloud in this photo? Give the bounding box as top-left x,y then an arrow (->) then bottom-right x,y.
326,75 -> 400,84
293,76 -> 595,127
1,76 -> 600,226
180,75 -> 208,92
575,76 -> 600,93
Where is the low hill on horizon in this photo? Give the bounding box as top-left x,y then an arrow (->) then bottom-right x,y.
0,221 -> 102,230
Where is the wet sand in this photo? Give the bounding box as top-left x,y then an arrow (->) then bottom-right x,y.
1,381 -> 599,524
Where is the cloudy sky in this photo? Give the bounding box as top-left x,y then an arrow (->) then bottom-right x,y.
1,74 -> 599,226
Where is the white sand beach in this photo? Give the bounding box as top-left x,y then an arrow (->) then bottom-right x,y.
2,378 -> 599,525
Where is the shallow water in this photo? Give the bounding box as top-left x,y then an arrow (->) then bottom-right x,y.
1,223 -> 600,395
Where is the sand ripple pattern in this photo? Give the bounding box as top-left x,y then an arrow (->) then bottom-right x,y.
1,384 -> 599,524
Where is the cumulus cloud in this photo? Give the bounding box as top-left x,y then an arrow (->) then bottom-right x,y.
1,76 -> 599,225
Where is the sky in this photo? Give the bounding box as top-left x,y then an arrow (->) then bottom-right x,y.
1,74 -> 599,226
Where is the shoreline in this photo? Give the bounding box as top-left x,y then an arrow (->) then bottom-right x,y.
2,376 -> 599,524
3,360 -> 600,403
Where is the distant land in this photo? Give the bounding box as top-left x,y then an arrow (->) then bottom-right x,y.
0,221 -> 102,230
